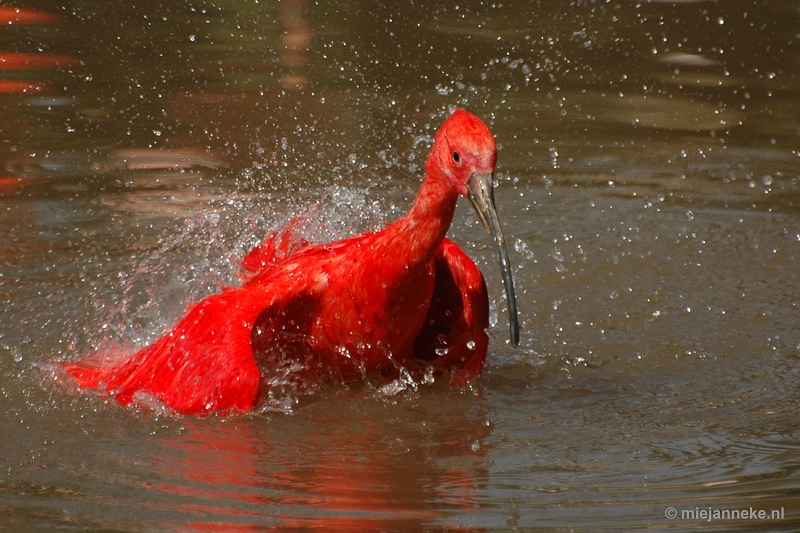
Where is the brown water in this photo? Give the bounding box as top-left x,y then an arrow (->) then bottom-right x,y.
2,0 -> 800,531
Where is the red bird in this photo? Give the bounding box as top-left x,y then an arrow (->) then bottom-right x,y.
62,109 -> 519,414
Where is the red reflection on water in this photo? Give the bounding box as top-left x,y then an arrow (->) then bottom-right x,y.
0,80 -> 50,94
0,7 -> 60,25
0,176 -> 23,189
0,53 -> 80,70
151,407 -> 488,532
0,13 -> 66,104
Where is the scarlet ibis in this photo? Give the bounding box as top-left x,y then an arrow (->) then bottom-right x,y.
62,108 -> 519,414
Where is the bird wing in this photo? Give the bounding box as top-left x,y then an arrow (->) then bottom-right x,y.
240,216 -> 311,280
63,272 -> 322,415
412,239 -> 489,385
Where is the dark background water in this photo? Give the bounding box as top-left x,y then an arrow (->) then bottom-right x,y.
1,0 -> 800,531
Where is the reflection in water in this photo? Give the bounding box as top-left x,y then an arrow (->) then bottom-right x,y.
0,12 -> 71,102
1,0 -> 800,530
150,393 -> 489,531
0,53 -> 81,70
5,148 -> 222,179
279,0 -> 312,90
0,80 -> 51,94
0,7 -> 60,25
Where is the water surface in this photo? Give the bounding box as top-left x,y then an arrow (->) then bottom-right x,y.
2,0 -> 800,531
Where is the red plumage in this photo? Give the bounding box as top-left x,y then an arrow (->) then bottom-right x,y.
62,109 -> 518,414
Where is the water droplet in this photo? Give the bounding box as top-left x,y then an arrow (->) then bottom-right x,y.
514,239 -> 535,260
466,340 -> 476,351
379,379 -> 408,396
609,290 -> 619,299
471,441 -> 481,452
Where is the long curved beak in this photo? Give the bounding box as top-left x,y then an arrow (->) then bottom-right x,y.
467,172 -> 520,346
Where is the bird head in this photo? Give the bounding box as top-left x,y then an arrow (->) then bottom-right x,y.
428,108 -> 520,346
429,108 -> 497,198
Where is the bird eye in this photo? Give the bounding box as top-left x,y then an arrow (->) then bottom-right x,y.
452,151 -> 461,163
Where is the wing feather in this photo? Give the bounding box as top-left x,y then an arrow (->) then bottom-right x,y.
63,279 -> 313,415
412,239 -> 489,384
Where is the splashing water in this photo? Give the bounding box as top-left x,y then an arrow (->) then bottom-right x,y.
57,178 -> 424,414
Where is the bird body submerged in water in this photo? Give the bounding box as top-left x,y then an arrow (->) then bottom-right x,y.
62,109 -> 519,415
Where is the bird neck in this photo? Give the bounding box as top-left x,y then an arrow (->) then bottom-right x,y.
382,169 -> 458,272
